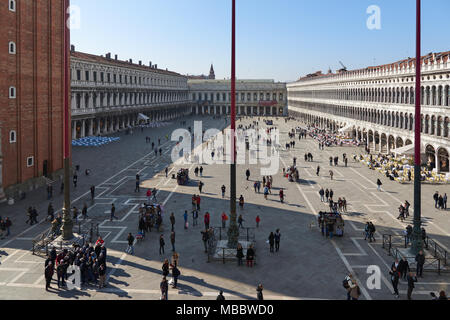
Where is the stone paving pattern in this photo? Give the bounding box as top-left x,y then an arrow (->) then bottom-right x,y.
0,115 -> 449,300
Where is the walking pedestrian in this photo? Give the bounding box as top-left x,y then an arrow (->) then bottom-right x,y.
221,212 -> 228,228
406,272 -> 418,300
170,213 -> 175,231
135,174 -> 140,192
159,234 -> 165,255
110,204 -> 117,221
171,264 -> 180,289
268,232 -> 275,253
192,210 -> 198,227
319,188 -> 325,202
90,185 -> 95,200
377,179 -> 382,191
160,276 -> 169,300
389,266 -> 400,298
204,212 -> 210,229
5,217 -> 12,237
415,250 -> 425,277
444,193 -> 448,209
73,174 -> 78,188
256,215 -> 260,228
349,280 -> 361,300
257,284 -> 264,300
45,261 -> 54,291
343,274 -> 353,300
238,215 -> 244,228
221,185 -> 226,198
433,191 -> 439,208
81,203 -> 88,219
170,232 -> 176,252
183,210 -> 189,229
201,229 -> 209,253
126,233 -> 134,255
398,257 -> 410,280
274,229 -> 281,252
246,245 -> 255,267
239,195 -> 245,209
236,243 -> 244,266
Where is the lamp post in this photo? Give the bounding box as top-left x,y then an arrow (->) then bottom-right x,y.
61,0 -> 74,240
227,0 -> 239,248
411,0 -> 423,255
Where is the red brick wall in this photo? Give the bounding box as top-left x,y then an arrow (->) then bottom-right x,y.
0,0 -> 66,189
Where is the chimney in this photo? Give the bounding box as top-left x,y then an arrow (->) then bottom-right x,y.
149,61 -> 152,68
139,60 -> 142,65
154,64 -> 157,69
129,59 -> 133,63
70,45 -> 75,52
106,53 -> 111,59
115,54 -> 118,60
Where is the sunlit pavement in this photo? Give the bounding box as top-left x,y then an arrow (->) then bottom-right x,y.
0,116 -> 449,300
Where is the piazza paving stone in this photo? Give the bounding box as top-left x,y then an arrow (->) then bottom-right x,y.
0,116 -> 449,300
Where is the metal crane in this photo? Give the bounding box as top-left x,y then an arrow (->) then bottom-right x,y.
339,61 -> 347,72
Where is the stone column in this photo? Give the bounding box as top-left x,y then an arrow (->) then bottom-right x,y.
81,120 -> 86,138
72,121 -> 77,140
88,119 -> 94,136
71,93 -> 76,110
103,118 -> 109,134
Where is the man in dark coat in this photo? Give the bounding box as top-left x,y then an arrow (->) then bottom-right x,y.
389,266 -> 400,298
406,272 -> 418,300
398,257 -> 410,280
415,250 -> 425,277
45,261 -> 54,291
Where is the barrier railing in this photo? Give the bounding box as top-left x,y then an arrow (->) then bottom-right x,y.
424,237 -> 448,267
382,234 -> 407,255
392,247 -> 442,275
31,222 -> 99,256
206,226 -> 257,265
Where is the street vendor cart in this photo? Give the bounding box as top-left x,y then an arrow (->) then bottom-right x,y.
318,212 -> 345,237
177,169 -> 189,185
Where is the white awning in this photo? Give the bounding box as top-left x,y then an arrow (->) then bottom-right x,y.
138,113 -> 150,121
391,144 -> 415,155
338,124 -> 353,133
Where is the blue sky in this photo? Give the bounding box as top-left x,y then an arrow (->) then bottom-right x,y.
71,0 -> 450,82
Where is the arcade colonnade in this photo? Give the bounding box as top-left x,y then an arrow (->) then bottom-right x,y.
289,107 -> 450,173
193,105 -> 281,117
71,106 -> 192,139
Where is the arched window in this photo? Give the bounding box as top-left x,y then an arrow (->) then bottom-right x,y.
9,86 -> 16,98
9,0 -> 16,12
9,41 -> 16,54
9,130 -> 17,143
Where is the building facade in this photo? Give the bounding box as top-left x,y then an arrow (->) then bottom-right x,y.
188,79 -> 287,116
70,49 -> 191,139
71,46 -> 192,139
287,52 -> 450,173
0,0 -> 66,199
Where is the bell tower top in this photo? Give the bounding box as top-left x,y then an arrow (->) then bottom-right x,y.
208,64 -> 215,80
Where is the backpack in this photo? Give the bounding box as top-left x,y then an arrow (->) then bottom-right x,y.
343,278 -> 350,289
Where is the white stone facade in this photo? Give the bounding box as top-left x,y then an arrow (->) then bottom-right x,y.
70,51 -> 192,139
287,52 -> 450,173
188,79 -> 287,117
